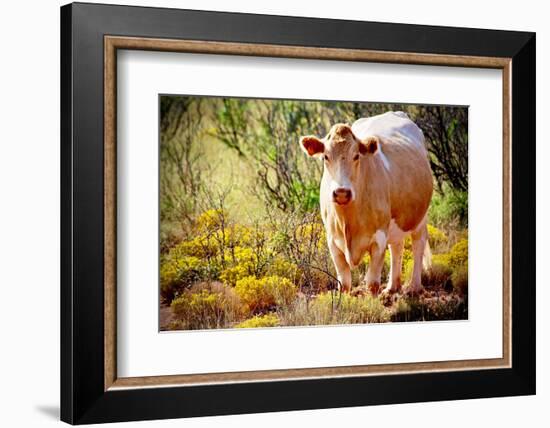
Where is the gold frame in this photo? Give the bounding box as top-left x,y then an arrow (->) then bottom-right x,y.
104,36 -> 512,391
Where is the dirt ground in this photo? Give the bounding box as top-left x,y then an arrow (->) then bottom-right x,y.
160,303 -> 174,331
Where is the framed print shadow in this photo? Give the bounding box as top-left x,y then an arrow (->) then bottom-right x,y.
60,2 -> 535,425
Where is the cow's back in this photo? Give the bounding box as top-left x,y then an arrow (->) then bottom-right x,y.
352,111 -> 426,153
352,112 -> 433,232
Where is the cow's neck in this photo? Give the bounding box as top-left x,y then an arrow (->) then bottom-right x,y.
333,165 -> 389,232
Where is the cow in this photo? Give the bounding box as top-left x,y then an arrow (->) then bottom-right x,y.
299,111 -> 433,296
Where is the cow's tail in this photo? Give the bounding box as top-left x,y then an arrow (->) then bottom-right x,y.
423,240 -> 432,270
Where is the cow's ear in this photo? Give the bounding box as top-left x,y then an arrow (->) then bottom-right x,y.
359,136 -> 379,155
300,136 -> 325,157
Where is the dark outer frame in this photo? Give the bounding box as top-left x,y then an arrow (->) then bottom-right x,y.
61,2 -> 535,424
104,36 -> 512,389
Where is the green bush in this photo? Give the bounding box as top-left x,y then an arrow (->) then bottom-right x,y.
235,313 -> 280,328
429,187 -> 468,227
235,275 -> 297,314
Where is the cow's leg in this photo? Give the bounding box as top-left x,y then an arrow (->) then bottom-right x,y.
365,230 -> 387,296
383,239 -> 404,294
329,241 -> 352,292
408,221 -> 428,295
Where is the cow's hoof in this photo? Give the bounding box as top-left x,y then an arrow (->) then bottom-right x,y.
367,281 -> 381,296
338,284 -> 352,293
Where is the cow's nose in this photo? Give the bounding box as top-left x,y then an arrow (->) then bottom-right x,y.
333,188 -> 352,205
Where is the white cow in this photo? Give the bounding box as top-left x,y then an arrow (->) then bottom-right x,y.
300,112 -> 433,295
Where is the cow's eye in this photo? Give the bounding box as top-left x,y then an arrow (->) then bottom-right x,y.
353,154 -> 360,161
324,155 -> 330,162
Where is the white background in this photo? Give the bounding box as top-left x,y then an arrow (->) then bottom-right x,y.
118,51 -> 503,377
0,0 -> 546,427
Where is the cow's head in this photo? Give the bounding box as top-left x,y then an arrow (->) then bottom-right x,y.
300,123 -> 379,206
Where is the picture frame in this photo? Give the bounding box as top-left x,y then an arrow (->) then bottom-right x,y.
60,2 -> 535,424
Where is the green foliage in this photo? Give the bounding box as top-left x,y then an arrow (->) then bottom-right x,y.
235,276 -> 297,314
429,187 -> 468,227
236,313 -> 280,328
290,181 -> 320,212
214,98 -> 325,212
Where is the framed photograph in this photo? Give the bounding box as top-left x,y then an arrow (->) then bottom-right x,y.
60,2 -> 535,424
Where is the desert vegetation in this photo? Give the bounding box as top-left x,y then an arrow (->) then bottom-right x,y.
160,96 -> 468,331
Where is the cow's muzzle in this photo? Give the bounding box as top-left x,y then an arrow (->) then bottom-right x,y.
332,188 -> 352,205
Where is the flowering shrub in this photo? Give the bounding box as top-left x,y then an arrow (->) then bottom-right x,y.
235,313 -> 280,328
448,238 -> 468,268
431,253 -> 450,267
427,224 -> 448,249
175,235 -> 219,260
294,222 -> 326,252
219,246 -> 256,285
196,209 -> 224,232
235,275 -> 296,314
401,249 -> 415,279
160,206 -> 468,330
160,255 -> 205,302
266,257 -> 298,281
171,284 -> 241,329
